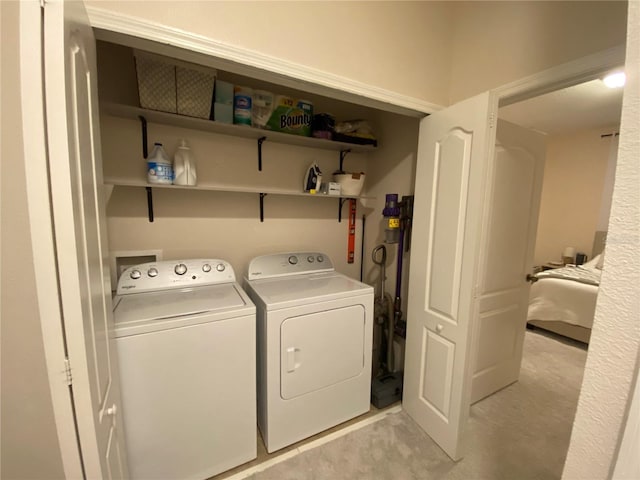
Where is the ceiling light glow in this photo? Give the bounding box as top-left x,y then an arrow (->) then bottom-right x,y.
603,71 -> 626,88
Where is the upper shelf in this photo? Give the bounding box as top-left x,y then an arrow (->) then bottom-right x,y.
100,103 -> 377,154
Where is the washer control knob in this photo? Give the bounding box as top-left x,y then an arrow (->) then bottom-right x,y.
216,263 -> 226,272
288,256 -> 298,265
307,256 -> 315,263
317,255 -> 324,263
147,267 -> 158,278
202,264 -> 212,273
130,269 -> 141,280
174,263 -> 188,275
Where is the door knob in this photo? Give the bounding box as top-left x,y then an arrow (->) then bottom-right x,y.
526,273 -> 538,284
105,405 -> 117,416
436,324 -> 444,333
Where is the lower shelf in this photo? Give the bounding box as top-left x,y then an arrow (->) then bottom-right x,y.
103,178 -> 374,223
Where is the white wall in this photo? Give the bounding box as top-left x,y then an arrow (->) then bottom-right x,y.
563,2 -> 640,477
0,2 -> 66,478
86,0 -> 456,107
612,369 -> 640,479
597,134 -> 619,231
448,1 -> 628,104
86,1 -> 627,108
533,126 -> 618,265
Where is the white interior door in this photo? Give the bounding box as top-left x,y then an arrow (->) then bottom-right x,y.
403,92 -> 496,461
471,119 -> 546,403
43,0 -> 128,477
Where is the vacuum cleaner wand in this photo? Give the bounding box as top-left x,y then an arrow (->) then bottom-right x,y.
371,245 -> 387,302
393,195 -> 414,325
370,195 -> 414,407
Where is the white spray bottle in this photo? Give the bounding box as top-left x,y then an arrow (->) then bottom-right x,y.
173,139 -> 197,186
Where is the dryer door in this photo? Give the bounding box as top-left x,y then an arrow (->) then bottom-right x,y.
280,305 -> 365,400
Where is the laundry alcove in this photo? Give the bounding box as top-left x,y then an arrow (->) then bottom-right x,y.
95,30 -> 422,294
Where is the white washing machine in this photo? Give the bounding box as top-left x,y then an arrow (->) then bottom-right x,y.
113,259 -> 256,480
244,252 -> 374,453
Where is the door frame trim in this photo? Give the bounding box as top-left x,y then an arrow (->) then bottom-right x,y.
19,2 -> 85,478
496,44 -> 625,106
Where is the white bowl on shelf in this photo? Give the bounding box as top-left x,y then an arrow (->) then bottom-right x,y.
333,172 -> 365,197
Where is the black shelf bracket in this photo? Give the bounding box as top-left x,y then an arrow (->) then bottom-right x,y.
145,186 -> 154,223
140,116 -> 153,222
339,149 -> 351,172
259,193 -> 267,222
139,115 -> 148,159
338,197 -> 350,223
257,136 -> 267,171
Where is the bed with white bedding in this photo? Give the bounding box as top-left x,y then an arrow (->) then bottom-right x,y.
527,254 -> 604,344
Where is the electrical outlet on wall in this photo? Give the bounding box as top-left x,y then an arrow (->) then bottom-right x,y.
110,250 -> 163,290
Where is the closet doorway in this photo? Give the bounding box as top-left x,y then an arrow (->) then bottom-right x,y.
499,73 -> 623,346
460,72 -> 625,473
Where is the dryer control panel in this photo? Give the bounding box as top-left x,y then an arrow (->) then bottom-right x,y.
117,259 -> 236,294
246,252 -> 334,280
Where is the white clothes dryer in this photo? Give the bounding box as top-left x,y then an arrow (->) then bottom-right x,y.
113,259 -> 256,480
244,252 -> 374,453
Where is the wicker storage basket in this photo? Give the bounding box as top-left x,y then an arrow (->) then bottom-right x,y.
134,50 -> 216,119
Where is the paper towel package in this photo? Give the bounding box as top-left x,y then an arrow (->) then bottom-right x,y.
252,90 -> 274,129
265,95 -> 313,136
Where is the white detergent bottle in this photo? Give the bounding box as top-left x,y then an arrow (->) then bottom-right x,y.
173,139 -> 197,186
147,142 -> 173,184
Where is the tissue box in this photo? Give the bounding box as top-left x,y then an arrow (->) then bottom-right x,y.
214,103 -> 233,124
333,172 -> 365,197
327,182 -> 341,196
214,80 -> 234,105
320,182 -> 341,196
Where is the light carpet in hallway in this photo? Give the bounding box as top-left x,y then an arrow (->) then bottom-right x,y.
246,330 -> 588,480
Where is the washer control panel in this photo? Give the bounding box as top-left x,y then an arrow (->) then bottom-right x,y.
117,259 -> 235,294
247,252 -> 334,280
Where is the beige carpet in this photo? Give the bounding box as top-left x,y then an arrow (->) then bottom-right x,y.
244,330 -> 588,480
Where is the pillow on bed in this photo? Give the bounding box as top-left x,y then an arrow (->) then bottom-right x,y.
584,252 -> 605,269
584,254 -> 602,269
